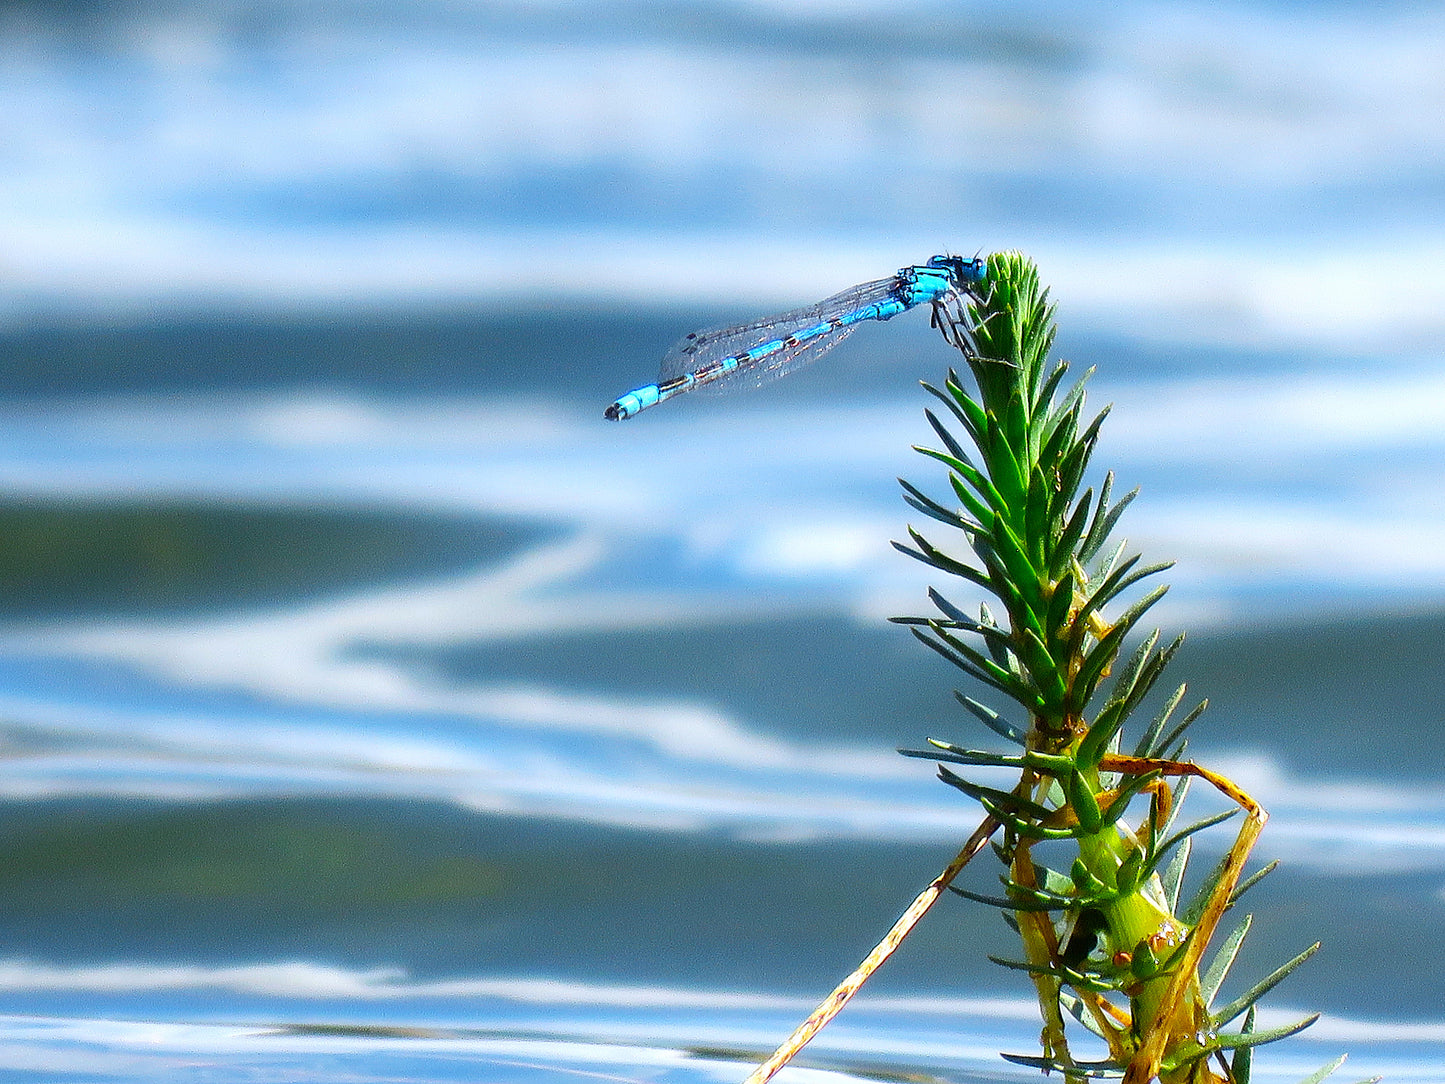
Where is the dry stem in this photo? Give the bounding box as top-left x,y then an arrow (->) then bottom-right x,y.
741,815 -> 1000,1084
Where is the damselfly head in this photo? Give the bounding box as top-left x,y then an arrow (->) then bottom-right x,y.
928,254 -> 988,288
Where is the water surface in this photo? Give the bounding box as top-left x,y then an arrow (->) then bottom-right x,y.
2,1 -> 1444,1080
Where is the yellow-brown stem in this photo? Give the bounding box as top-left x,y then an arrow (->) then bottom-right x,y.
740,816 -> 1000,1084
1012,839 -> 1075,1069
1100,755 -> 1267,1084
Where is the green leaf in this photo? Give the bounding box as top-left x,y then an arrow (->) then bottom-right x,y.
985,802 -> 1080,841
1024,465 -> 1053,567
1079,556 -> 1156,635
1071,620 -> 1132,712
1044,775 -> 1067,808
1152,924 -> 1198,979
1230,861 -> 1280,905
982,411 -> 1027,507
1210,943 -> 1321,1028
1109,603 -> 1178,706
1181,850 -> 1234,926
1147,809 -> 1239,879
1036,357 -> 1073,404
909,627 -> 1037,706
948,885 -> 1068,912
1133,682 -> 1186,759
1105,648 -> 1178,750
1114,847 -> 1147,895
1080,481 -> 1138,564
989,515 -> 1045,612
1021,749 -> 1077,776
925,372 -> 985,446
1000,1053 -> 1124,1078
1108,628 -> 1159,703
888,609 -> 1012,653
1107,559 -> 1176,603
925,586 -> 978,625
1143,698 -> 1208,761
1047,365 -> 1093,422
1035,861 -> 1079,897
1200,914 -> 1253,1008
1044,566 -> 1077,644
1159,834 -> 1191,913
946,465 -> 1000,528
1003,386 -> 1031,468
936,765 -> 1054,820
891,535 -> 993,594
931,613 -> 1017,674
1099,768 -> 1162,828
931,623 -> 1037,700
1208,1013 -> 1320,1052
1036,398 -> 1081,482
923,406 -> 975,466
953,692 -> 1026,745
1296,1056 -> 1348,1084
1147,774 -> 1193,851
1076,698 -> 1128,771
1078,470 -> 1115,561
1020,626 -> 1069,707
947,368 -> 991,435
924,384 -> 982,456
899,477 -> 969,529
1295,1055 -> 1371,1084
1071,856 -> 1110,896
1130,938 -> 1159,978
1058,991 -> 1109,1038
1093,537 -> 1127,582
1230,1005 -> 1256,1084
1049,489 -> 1094,580
1068,769 -> 1103,834
987,954 -> 1079,979
910,632 -> 1008,695
915,445 -> 1005,516
1053,406 -> 1110,512
898,742 -> 1024,770
1068,552 -> 1142,649
975,591 -> 1019,669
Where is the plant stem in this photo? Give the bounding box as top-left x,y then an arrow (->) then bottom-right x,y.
741,816 -> 998,1084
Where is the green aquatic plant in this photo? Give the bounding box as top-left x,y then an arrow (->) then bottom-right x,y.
744,253 -> 1371,1084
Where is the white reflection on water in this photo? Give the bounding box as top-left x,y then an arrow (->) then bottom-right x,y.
2,385 -> 1445,858
1,648 -> 1445,870
1,0 -> 1443,350
0,968 -> 1425,1084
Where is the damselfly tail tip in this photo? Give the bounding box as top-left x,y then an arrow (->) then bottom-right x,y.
604,402 -> 626,421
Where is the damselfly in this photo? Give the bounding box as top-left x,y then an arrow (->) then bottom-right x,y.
604,254 -> 987,421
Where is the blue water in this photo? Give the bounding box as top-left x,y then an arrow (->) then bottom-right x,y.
2,1 -> 1445,1081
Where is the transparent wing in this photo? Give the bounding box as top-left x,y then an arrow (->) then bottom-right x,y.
657,275 -> 900,395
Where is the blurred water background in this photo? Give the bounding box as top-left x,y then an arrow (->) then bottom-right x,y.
2,0 -> 1445,1080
